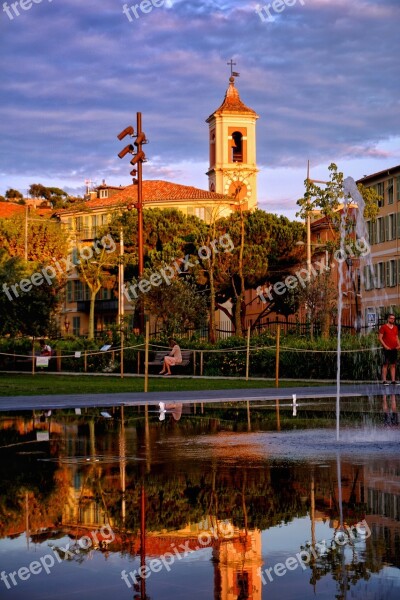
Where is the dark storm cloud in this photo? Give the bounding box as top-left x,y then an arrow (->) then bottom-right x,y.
0,0 -> 398,188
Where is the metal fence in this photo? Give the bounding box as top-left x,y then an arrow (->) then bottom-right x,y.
150,315 -> 374,341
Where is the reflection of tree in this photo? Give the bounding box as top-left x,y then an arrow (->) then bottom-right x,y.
0,453 -> 70,537
304,538 -> 374,600
301,459 -> 373,599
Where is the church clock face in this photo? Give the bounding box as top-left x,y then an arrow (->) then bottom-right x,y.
225,179 -> 252,202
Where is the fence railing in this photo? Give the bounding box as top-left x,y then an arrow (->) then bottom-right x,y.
150,317 -> 375,341
0,338 -> 382,381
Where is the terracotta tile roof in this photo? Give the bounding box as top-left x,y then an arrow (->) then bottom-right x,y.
0,203 -> 25,217
207,77 -> 258,121
58,180 -> 232,213
0,203 -> 53,219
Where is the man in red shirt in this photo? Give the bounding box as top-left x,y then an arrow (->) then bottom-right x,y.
378,313 -> 400,385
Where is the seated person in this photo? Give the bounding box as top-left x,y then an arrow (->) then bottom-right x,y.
159,338 -> 182,375
40,340 -> 52,356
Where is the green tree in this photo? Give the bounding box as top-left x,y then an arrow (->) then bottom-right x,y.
28,183 -> 50,199
0,215 -> 69,265
208,210 -> 304,336
0,249 -> 59,336
76,239 -> 118,340
296,163 -> 381,336
145,277 -> 208,336
5,188 -> 23,200
296,163 -> 380,242
109,207 -> 206,328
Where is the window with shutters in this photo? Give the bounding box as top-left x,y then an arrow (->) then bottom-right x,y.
386,214 -> 396,241
67,281 -> 73,303
377,182 -> 384,207
376,217 -> 385,243
73,317 -> 80,337
367,220 -> 377,245
195,207 -> 205,220
364,265 -> 374,290
92,215 -> 98,237
74,280 -> 83,301
388,260 -> 397,287
374,262 -> 384,288
388,179 -> 394,205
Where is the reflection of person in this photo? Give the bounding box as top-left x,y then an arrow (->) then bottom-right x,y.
159,402 -> 183,421
159,338 -> 182,375
40,340 -> 52,356
382,394 -> 399,426
378,313 -> 400,385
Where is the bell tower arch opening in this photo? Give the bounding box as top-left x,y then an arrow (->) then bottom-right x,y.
231,131 -> 243,163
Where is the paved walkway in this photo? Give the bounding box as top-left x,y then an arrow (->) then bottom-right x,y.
0,383 -> 391,412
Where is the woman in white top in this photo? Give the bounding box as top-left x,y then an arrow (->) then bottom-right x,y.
160,338 -> 182,375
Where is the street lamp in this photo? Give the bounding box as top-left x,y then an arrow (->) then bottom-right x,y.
117,113 -> 148,334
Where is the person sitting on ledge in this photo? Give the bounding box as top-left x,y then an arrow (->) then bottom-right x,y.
159,338 -> 182,376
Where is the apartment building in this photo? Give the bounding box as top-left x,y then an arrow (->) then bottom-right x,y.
357,165 -> 400,327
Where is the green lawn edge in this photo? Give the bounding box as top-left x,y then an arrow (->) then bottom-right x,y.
0,373 -> 323,396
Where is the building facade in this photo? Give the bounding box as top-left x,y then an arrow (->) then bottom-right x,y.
357,165 -> 400,327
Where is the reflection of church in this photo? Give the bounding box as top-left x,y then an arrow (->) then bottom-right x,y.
212,527 -> 262,600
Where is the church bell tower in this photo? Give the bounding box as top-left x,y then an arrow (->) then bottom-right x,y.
206,69 -> 259,210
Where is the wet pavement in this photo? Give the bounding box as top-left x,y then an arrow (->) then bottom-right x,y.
0,382 -> 392,412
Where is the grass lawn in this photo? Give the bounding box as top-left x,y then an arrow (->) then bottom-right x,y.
0,373 -> 322,396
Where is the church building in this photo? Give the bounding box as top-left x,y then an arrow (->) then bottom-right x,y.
56,74 -> 260,337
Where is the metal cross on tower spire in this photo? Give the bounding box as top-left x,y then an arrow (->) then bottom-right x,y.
227,59 -> 240,77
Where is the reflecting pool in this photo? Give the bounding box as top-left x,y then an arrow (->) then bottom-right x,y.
1,396 -> 400,599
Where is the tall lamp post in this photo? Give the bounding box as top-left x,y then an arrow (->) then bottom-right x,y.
117,115 -> 148,333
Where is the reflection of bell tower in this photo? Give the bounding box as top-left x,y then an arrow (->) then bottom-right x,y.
206,74 -> 259,211
213,528 -> 263,600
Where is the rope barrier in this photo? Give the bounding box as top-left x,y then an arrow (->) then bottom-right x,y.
0,342 -> 381,359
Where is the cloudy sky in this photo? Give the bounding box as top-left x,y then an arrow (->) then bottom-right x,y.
0,0 -> 399,219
